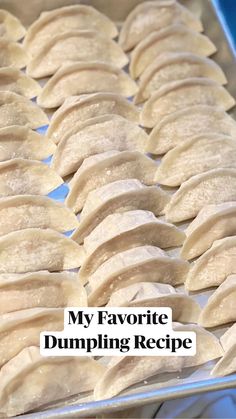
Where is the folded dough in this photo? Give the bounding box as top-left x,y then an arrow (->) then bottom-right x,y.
66,151 -> 158,213
135,52 -> 227,104
130,24 -> 216,79
52,115 -> 147,177
47,93 -> 139,144
0,228 -> 84,273
0,67 -> 41,98
147,105 -> 236,154
141,78 -> 235,128
0,346 -> 105,417
212,324 -> 236,377
0,271 -> 87,314
73,179 -> 169,244
0,9 -> 26,41
0,39 -> 28,69
165,168 -> 236,223
27,30 -> 128,78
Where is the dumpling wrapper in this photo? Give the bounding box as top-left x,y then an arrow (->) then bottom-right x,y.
47,93 -> 139,144
199,276 -> 236,327
119,1 -> 203,52
0,195 -> 78,236
0,67 -> 41,98
181,202 -> 236,260
0,39 -> 28,69
66,151 -> 158,213
87,246 -> 189,306
106,282 -> 200,323
130,24 -> 216,79
0,9 -> 26,41
0,158 -> 63,197
27,30 -> 128,78
52,115 -> 147,177
79,210 -> 185,284
73,179 -> 169,244
147,105 -> 236,154
141,78 -> 235,128
23,5 -> 118,56
185,236 -> 236,291
0,346 -> 105,418
0,271 -> 87,315
135,52 -> 227,104
94,323 -> 223,400
38,62 -> 138,108
156,134 -> 236,186
165,168 -> 236,223
0,228 -> 85,273
212,324 -> 236,377
0,91 -> 48,129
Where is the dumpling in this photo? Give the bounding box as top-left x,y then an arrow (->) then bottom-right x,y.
212,324 -> 236,377
66,151 -> 158,213
52,115 -> 147,177
199,276 -> 236,327
141,78 -> 235,128
94,324 -> 222,400
181,202 -> 236,260
156,134 -> 236,186
23,5 -> 118,56
0,271 -> 87,315
106,282 -> 200,323
0,159 -> 63,197
130,24 -> 216,79
0,91 -> 48,129
73,179 -> 169,244
0,346 -> 105,418
119,1 -> 203,52
38,62 -> 138,108
79,210 -> 185,284
87,246 -> 189,306
26,30 -> 128,78
0,228 -> 85,273
0,67 -> 41,98
0,9 -> 26,41
165,168 -> 236,223
146,105 -> 236,155
135,52 -> 227,104
0,39 -> 28,69
0,195 -> 78,236
185,237 -> 236,291
47,93 -> 139,144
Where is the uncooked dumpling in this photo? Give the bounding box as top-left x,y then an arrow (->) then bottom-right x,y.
141,78 -> 235,128
52,115 -> 147,177
66,151 -> 158,213
130,24 -> 216,79
0,39 -> 28,69
146,105 -> 236,154
27,30 -> 128,78
73,179 -> 169,244
0,9 -> 26,41
0,228 -> 84,273
165,168 -> 236,223
0,67 -> 41,98
212,324 -> 236,377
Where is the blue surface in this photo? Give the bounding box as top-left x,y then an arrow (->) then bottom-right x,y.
213,0 -> 236,51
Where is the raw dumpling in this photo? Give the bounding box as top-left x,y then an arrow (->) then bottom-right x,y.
47,93 -> 139,144
0,346 -> 105,418
0,39 -> 28,69
26,30 -> 128,78
73,179 -> 169,244
0,228 -> 84,273
156,134 -> 236,186
135,52 -> 227,104
88,246 -> 189,306
66,151 -> 158,213
130,24 -> 216,79
199,276 -> 236,327
0,91 -> 48,129
79,210 -> 185,284
38,62 -> 138,108
181,202 -> 236,260
185,236 -> 236,291
0,271 -> 87,314
0,9 -> 26,41
52,115 -> 147,177
141,78 -> 235,128
0,67 -> 41,98
0,195 -> 78,236
0,159 -> 63,197
146,105 -> 236,154
212,324 -> 236,377
165,168 -> 236,223
119,1 -> 203,52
